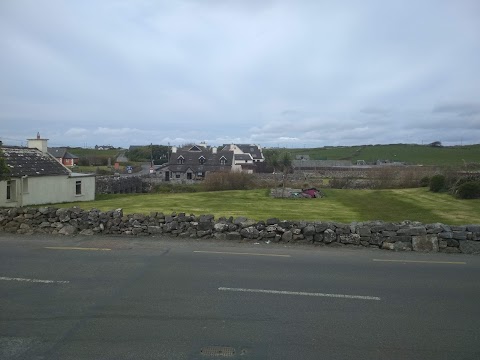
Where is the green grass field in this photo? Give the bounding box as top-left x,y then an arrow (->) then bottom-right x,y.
289,144 -> 480,166
54,188 -> 480,225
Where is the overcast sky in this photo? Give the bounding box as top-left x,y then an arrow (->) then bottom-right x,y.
1,0 -> 479,148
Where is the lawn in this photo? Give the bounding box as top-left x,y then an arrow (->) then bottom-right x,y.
54,188 -> 480,225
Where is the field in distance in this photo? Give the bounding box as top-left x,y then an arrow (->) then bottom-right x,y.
288,143 -> 480,166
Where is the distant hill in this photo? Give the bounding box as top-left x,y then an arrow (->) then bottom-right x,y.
288,144 -> 480,166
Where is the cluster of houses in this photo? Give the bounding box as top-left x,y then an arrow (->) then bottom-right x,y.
159,143 -> 265,182
0,135 -> 266,206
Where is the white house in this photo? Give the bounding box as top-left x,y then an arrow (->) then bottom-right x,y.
0,135 -> 95,207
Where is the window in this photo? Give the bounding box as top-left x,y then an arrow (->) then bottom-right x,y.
177,156 -> 185,164
199,156 -> 206,164
7,180 -> 16,201
176,174 -> 181,178
76,180 -> 82,195
220,156 -> 227,165
22,177 -> 28,193
187,172 -> 192,180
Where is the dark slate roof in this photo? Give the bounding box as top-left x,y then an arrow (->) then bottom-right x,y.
166,148 -> 234,172
2,147 -> 70,177
234,154 -> 253,161
48,147 -> 79,159
236,144 -> 264,160
48,147 -> 67,158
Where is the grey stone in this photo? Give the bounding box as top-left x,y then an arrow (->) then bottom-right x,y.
282,230 -> 293,242
357,226 -> 371,237
278,221 -> 291,229
452,232 -> 467,240
381,242 -> 395,250
446,238 -> 460,247
147,226 -> 162,234
314,233 -> 323,242
369,233 -> 384,246
466,225 -> 480,232
266,218 -> 279,225
226,232 -> 242,241
58,225 -> 77,235
397,227 -> 427,236
338,234 -> 361,245
240,219 -> 257,228
394,241 -> 413,251
233,217 -> 248,225
439,240 -> 448,249
302,225 -> 316,236
240,227 -> 259,239
214,233 -> 227,241
451,226 -> 466,231
79,229 -> 94,236
438,232 -> 453,239
335,225 -> 351,235
459,240 -> 480,254
214,223 -> 228,232
412,235 -> 439,252
323,229 -> 336,243
314,223 -> 329,233
197,230 -> 212,238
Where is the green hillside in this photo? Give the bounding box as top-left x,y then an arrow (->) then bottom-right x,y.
289,144 -> 480,166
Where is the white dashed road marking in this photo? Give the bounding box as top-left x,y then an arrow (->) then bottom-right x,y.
0,276 -> 70,284
218,287 -> 381,301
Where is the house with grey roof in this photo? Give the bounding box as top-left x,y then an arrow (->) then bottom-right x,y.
159,144 -> 240,183
0,134 -> 95,207
222,144 -> 265,163
48,147 -> 79,167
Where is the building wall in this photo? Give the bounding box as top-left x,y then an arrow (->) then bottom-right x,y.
0,175 -> 95,207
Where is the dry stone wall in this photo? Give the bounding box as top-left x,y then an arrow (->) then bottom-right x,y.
1,207 -> 480,254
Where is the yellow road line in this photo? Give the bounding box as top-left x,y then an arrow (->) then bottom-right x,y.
373,259 -> 466,265
45,246 -> 112,251
194,250 -> 291,258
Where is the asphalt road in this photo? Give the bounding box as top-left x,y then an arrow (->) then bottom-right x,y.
1,234 -> 479,360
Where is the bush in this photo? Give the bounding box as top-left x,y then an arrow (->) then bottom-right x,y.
429,174 -> 446,192
420,176 -> 430,187
202,171 -> 255,191
456,181 -> 480,199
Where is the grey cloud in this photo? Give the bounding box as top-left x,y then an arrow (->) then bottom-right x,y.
433,103 -> 480,117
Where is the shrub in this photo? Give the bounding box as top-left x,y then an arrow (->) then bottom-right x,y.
429,174 -> 446,192
455,181 -> 480,199
202,171 -> 255,191
420,176 -> 430,187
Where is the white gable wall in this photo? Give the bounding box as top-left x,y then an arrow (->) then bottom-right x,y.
0,175 -> 95,207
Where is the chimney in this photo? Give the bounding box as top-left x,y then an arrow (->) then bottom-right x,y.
27,132 -> 49,154
212,147 -> 217,154
171,146 -> 177,153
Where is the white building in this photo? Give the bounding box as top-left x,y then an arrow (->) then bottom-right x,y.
0,135 -> 95,207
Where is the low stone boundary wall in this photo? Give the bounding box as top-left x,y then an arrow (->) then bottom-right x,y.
1,207 -> 479,254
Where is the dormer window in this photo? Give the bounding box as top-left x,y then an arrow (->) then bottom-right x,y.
177,155 -> 185,164
199,156 -> 206,164
220,156 -> 227,165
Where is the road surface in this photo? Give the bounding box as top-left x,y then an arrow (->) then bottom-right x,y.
1,234 -> 479,359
